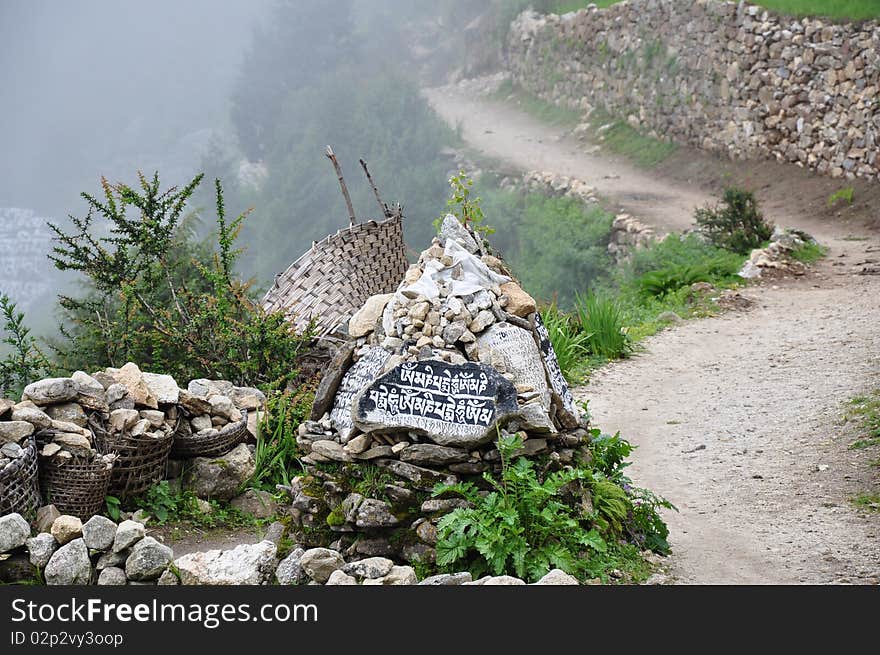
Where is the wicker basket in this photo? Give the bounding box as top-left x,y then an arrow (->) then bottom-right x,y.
39,454 -> 113,520
0,435 -> 41,519
262,215 -> 407,336
90,417 -> 174,499
171,409 -> 249,459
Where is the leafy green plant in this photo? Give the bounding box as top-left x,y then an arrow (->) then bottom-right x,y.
694,187 -> 773,254
0,294 -> 50,397
435,171 -> 494,236
352,464 -> 396,501
827,186 -> 855,208
574,292 -> 631,359
851,493 -> 880,512
104,495 -> 122,522
138,481 -> 179,524
540,304 -> 588,382
250,388 -> 312,491
49,172 -> 313,388
133,481 -> 263,528
433,433 -> 607,581
588,430 -> 633,482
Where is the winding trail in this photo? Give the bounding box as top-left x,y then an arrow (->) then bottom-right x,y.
426,84 -> 880,584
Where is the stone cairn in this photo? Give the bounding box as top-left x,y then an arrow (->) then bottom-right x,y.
284,214 -> 592,564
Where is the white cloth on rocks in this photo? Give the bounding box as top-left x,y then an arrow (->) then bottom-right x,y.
401,239 -> 511,301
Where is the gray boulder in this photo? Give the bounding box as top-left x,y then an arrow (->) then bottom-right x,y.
325,570 -> 358,585
182,443 -> 255,501
0,421 -> 34,444
113,520 -> 145,552
174,540 -> 277,585
35,505 -> 61,533
534,569 -> 579,585
361,565 -> 417,586
355,499 -> 399,528
45,538 -> 92,585
299,548 -> 344,584
275,547 -> 306,585
418,572 -> 473,585
22,377 -> 78,405
125,536 -> 173,581
97,567 -> 127,586
45,402 -> 87,427
82,515 -> 117,551
342,557 -> 394,580
26,533 -> 58,568
0,513 -> 31,552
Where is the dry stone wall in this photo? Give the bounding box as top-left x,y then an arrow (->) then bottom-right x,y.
507,0 -> 880,181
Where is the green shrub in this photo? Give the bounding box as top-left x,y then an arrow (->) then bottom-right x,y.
574,292 -> 631,359
484,190 -> 614,307
827,186 -> 855,208
625,234 -> 744,298
133,481 -> 261,528
49,172 -> 313,389
0,294 -> 50,397
694,187 -> 773,254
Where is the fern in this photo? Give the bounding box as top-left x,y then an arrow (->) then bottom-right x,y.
432,433 -> 609,582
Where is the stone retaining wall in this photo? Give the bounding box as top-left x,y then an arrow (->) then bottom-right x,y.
507,0 -> 880,180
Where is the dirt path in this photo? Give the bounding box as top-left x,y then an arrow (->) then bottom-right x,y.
425,85 -> 707,234
426,84 -> 880,584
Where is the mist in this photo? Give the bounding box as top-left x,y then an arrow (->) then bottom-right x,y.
0,0 -> 270,218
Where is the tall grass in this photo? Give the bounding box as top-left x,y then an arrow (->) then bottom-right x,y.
250,390 -> 310,491
540,304 -> 589,382
574,292 -> 631,360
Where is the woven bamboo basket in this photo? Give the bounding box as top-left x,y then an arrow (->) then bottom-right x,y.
90,417 -> 174,499
0,435 -> 40,519
171,409 -> 249,459
39,454 -> 113,519
262,215 -> 407,336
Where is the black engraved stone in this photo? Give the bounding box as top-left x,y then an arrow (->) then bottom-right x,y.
353,360 -> 519,448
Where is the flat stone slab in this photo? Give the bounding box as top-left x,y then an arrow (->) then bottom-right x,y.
353,360 -> 518,448
534,313 -> 578,426
329,347 -> 390,441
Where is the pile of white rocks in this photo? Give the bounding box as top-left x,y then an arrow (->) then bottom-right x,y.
2,364 -> 267,512
738,226 -> 817,279
0,509 -> 173,585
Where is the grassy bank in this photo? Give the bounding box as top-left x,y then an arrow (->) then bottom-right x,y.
492,81 -> 676,167
519,0 -> 880,21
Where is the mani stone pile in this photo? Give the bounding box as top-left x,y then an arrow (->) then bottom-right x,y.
285,215 -> 592,563
1,364 -> 265,506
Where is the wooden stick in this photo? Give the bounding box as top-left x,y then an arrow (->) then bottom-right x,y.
325,146 -> 356,226
359,158 -> 389,219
